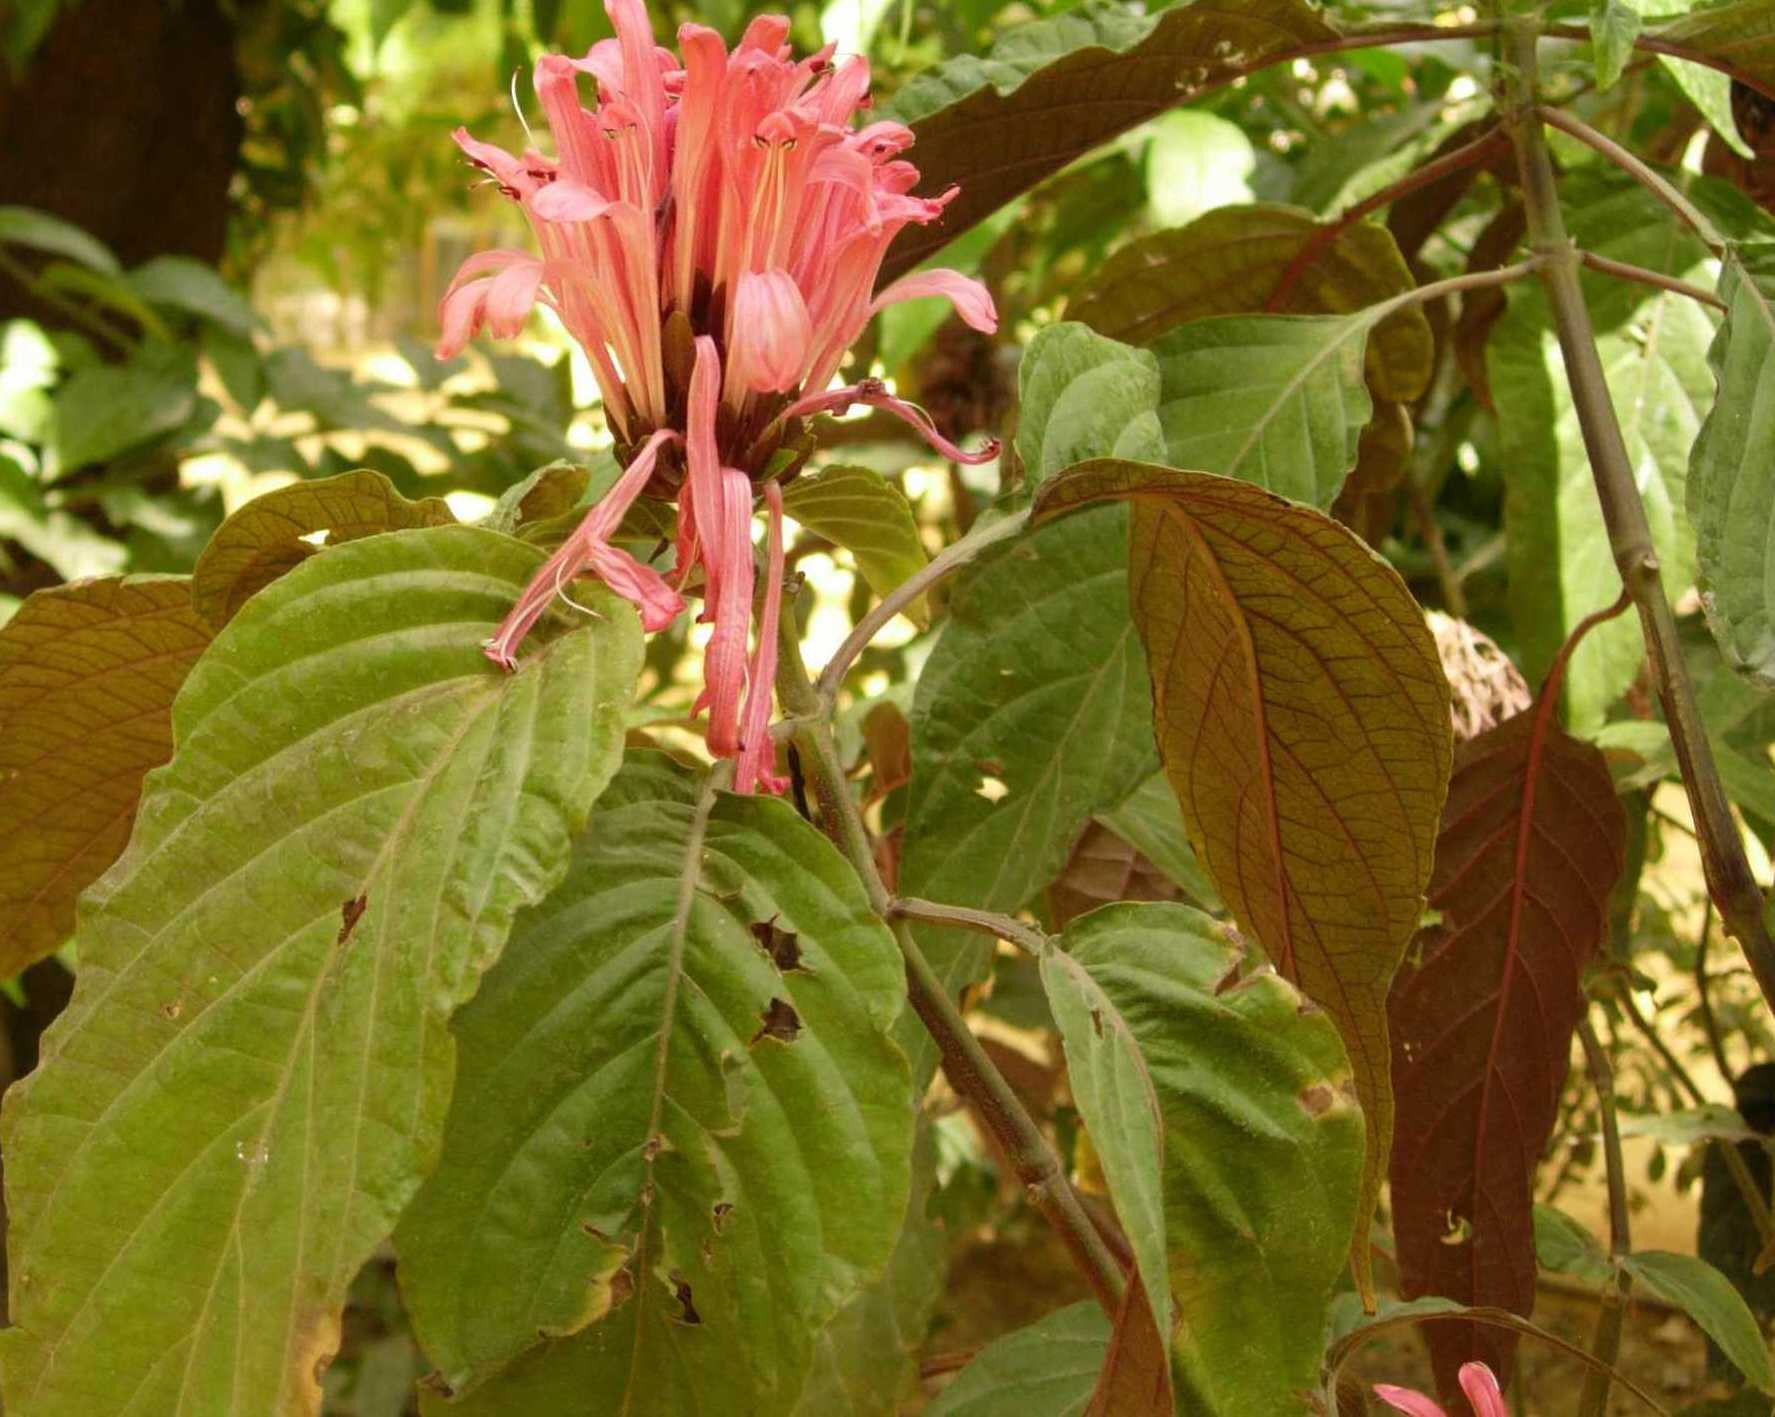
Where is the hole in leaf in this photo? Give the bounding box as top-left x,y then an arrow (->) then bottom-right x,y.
1440,1211 -> 1473,1246
1088,1007 -> 1105,1039
751,997 -> 802,1045
338,894 -> 368,944
608,1266 -> 635,1310
975,775 -> 1009,803
750,917 -> 804,972
670,1272 -> 701,1325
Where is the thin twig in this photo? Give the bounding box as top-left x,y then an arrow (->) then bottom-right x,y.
1576,1011 -> 1632,1417
816,506 -> 1030,704
1578,250 -> 1727,311
1537,105 -> 1726,251
1505,39 -> 1775,1017
890,898 -> 1049,958
1267,125 -> 1508,311
1695,900 -> 1732,1081
773,597 -> 1127,1315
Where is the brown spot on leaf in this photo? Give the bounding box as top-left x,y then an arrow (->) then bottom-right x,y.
641,1134 -> 665,1161
1088,1007 -> 1105,1039
670,1272 -> 701,1325
712,1201 -> 734,1233
608,1265 -> 635,1310
751,997 -> 801,1045
750,917 -> 804,972
338,894 -> 368,944
1298,1082 -> 1335,1118
160,999 -> 182,1021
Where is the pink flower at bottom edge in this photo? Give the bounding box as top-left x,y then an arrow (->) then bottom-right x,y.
1374,1362 -> 1507,1417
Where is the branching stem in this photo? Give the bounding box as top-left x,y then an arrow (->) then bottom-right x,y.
1503,27 -> 1775,1017
889,897 -> 1048,958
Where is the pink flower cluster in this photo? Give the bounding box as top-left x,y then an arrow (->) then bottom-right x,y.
438,0 -> 998,792
1375,1361 -> 1506,1417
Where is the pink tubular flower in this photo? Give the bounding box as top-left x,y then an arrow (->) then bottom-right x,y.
1374,1362 -> 1507,1417
442,0 -> 999,791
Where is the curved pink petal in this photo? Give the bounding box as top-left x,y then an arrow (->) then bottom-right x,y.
784,380 -> 1000,465
583,540 -> 684,632
436,275 -> 494,359
729,269 -> 812,393
1457,1364 -> 1507,1417
452,128 -> 531,194
485,259 -> 544,338
699,465 -> 755,758
735,480 -> 787,795
1372,1384 -> 1447,1417
586,428 -> 678,538
685,337 -> 725,545
870,268 -> 998,334
443,247 -> 538,295
531,180 -> 617,223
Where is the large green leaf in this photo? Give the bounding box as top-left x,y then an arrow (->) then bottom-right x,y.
1689,242 -> 1775,686
1622,1250 -> 1775,1392
0,577 -> 211,975
0,526 -> 640,1416
1057,903 -> 1363,1414
926,1302 -> 1110,1417
190,469 -> 456,629
127,256 -> 259,339
52,341 -> 198,471
1491,174 -> 1718,726
0,205 -> 120,274
899,505 -> 1156,1066
1148,313 -> 1378,508
1065,203 -> 1434,404
401,757 -> 914,1414
879,0 -> 1369,284
780,465 -> 932,628
1015,324 -> 1165,484
1033,462 -> 1451,1299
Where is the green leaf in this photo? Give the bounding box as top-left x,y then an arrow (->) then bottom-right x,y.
1618,1104 -> 1758,1145
400,756 -> 914,1413
925,1302 -> 1110,1417
780,465 -> 932,628
52,341 -> 198,470
1533,1205 -> 1613,1286
899,505 -> 1157,1073
0,577 -> 211,975
1033,461 -> 1452,1301
484,461 -> 593,534
0,526 -> 640,1416
1492,173 -> 1717,726
127,256 -> 259,338
369,0 -> 418,46
1622,1250 -> 1775,1392
0,455 -> 128,579
1591,1 -> 1645,90
792,1128 -> 947,1417
1039,946 -> 1172,1359
1641,2 -> 1775,112
1149,313 -> 1377,508
1690,242 -> 1775,686
0,205 -> 119,274
1015,324 -> 1165,484
1623,0 -> 1755,156
1065,204 -> 1434,405
190,469 -> 456,628
878,0 -> 1360,284
1059,903 -> 1363,1413
202,325 -> 265,414
1095,773 -> 1221,910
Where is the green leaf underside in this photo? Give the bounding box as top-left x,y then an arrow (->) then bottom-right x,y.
1690,243 -> 1775,686
1055,903 -> 1363,1413
0,526 -> 640,1417
1033,461 -> 1452,1300
1642,2 -> 1775,105
879,0 -> 1358,284
1065,203 -> 1433,406
1622,1250 -> 1775,1393
1533,1205 -> 1612,1287
0,205 -> 121,273
402,756 -> 913,1415
1015,324 -> 1165,484
926,1302 -> 1110,1417
0,578 -> 212,975
1388,707 -> 1626,1392
191,469 -> 457,629
899,505 -> 1157,1079
1491,171 -> 1717,726
779,465 -> 932,628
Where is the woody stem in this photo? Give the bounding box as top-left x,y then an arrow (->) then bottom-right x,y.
774,594 -> 1127,1315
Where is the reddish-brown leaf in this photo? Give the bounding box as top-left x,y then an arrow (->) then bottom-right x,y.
1085,1274 -> 1175,1417
0,577 -> 211,972
1387,701 -> 1626,1402
1047,820 -> 1183,929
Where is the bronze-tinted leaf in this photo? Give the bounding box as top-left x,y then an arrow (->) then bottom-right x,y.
1085,1278 -> 1174,1417
0,577 -> 211,973
1047,820 -> 1183,929
1388,701 -> 1626,1399
1033,459 -> 1452,1299
1065,203 -> 1433,403
880,0 -> 1350,284
190,468 -> 455,628
1641,2 -> 1775,103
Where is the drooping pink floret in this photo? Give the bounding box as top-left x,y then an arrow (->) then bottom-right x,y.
441,0 -> 998,790
1374,1362 -> 1508,1417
